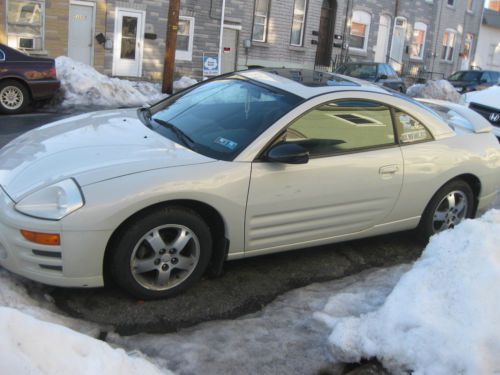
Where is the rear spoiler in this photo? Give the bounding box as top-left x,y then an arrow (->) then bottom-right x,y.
417,98 -> 492,134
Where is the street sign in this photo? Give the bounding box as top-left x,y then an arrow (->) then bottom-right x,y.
203,53 -> 219,77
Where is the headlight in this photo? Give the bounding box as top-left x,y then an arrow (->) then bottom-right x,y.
15,179 -> 84,220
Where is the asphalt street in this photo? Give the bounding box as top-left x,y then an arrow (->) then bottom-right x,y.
0,110 -> 72,147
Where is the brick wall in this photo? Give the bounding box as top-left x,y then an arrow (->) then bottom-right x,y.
44,0 -> 70,58
0,1 -> 6,44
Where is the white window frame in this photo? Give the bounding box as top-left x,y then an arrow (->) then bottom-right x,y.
467,0 -> 475,13
349,10 -> 371,53
175,16 -> 195,61
252,0 -> 270,42
290,0 -> 307,47
441,29 -> 456,62
6,0 -> 46,51
410,22 -> 427,60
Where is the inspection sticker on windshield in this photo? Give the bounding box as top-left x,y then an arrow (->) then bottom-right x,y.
214,137 -> 238,150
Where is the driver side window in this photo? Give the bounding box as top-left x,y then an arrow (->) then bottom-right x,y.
283,100 -> 396,157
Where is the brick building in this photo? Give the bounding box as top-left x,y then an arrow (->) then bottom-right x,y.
1,0 -> 106,71
0,0 -> 488,81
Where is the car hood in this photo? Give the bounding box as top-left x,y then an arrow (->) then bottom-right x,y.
0,109 -> 215,202
464,86 -> 500,110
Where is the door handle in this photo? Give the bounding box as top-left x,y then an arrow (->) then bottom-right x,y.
379,165 -> 399,175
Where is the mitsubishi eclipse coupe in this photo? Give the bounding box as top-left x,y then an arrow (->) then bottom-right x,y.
0,69 -> 499,299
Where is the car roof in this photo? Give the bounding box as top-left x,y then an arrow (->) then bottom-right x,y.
237,68 -> 389,99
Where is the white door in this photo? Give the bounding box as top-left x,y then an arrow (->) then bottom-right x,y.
461,33 -> 474,70
374,15 -> 391,63
68,2 -> 94,65
221,28 -> 238,74
113,8 -> 145,77
389,17 -> 407,72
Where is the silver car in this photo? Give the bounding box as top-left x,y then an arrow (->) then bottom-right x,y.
0,69 -> 499,299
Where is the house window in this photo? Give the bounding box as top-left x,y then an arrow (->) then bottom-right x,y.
441,29 -> 456,62
467,0 -> 475,12
6,0 -> 45,51
349,10 -> 371,52
410,22 -> 427,59
175,16 -> 195,61
290,0 -> 307,46
447,0 -> 455,7
253,0 -> 270,42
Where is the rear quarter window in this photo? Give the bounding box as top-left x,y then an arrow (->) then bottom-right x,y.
0,50 -> 5,61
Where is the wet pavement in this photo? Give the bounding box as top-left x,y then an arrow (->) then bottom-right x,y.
51,232 -> 423,336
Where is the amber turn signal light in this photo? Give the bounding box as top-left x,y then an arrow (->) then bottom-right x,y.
21,230 -> 61,246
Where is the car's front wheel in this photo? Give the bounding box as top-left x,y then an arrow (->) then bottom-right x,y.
110,206 -> 212,299
0,80 -> 30,114
418,179 -> 474,240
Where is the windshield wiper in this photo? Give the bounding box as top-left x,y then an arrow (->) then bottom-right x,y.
152,118 -> 196,150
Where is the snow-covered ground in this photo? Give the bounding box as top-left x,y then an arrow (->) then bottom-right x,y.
0,203 -> 499,374
0,269 -> 169,375
407,80 -> 461,103
318,209 -> 500,375
53,56 -> 197,109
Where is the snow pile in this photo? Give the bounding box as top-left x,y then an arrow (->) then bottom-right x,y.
174,76 -> 198,90
0,307 -> 167,375
317,209 -> 500,374
407,80 -> 461,103
54,56 -> 197,109
0,269 -> 169,375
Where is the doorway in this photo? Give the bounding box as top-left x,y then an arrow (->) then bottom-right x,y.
112,8 -> 145,77
460,33 -> 474,70
221,28 -> 238,74
389,16 -> 407,72
374,15 -> 391,63
68,1 -> 95,65
315,0 -> 337,67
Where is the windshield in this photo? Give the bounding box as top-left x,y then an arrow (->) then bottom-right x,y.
336,64 -> 377,80
448,71 -> 481,82
148,76 -> 303,161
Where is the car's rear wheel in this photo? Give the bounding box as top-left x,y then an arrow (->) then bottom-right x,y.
110,206 -> 212,299
418,180 -> 474,240
0,80 -> 30,114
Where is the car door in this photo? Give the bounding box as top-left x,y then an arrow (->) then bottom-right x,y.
245,99 -> 404,253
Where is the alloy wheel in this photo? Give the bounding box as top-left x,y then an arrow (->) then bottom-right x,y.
0,86 -> 24,110
130,224 -> 200,291
432,190 -> 469,233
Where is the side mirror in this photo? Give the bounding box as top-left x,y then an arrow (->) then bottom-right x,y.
266,143 -> 309,164
377,74 -> 389,81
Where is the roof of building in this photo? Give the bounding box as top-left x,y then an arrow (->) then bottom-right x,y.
238,68 -> 386,99
483,8 -> 500,28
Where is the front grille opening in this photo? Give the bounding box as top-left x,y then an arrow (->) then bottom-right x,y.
32,250 -> 61,258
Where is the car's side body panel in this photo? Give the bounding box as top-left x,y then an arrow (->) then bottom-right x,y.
246,147 -> 404,252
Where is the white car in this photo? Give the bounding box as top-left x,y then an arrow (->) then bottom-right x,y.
0,69 -> 499,299
462,85 -> 500,139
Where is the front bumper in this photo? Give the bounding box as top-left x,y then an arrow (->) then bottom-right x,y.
0,188 -> 107,288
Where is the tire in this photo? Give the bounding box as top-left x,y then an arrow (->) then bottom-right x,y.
110,206 -> 212,299
417,179 -> 474,241
0,80 -> 30,114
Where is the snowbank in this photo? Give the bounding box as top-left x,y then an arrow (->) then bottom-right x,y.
0,269 -> 169,375
54,56 -> 197,109
407,80 -> 461,103
318,209 -> 500,375
0,307 -> 167,375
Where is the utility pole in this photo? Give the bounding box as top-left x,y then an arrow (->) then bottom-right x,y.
162,0 -> 180,94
